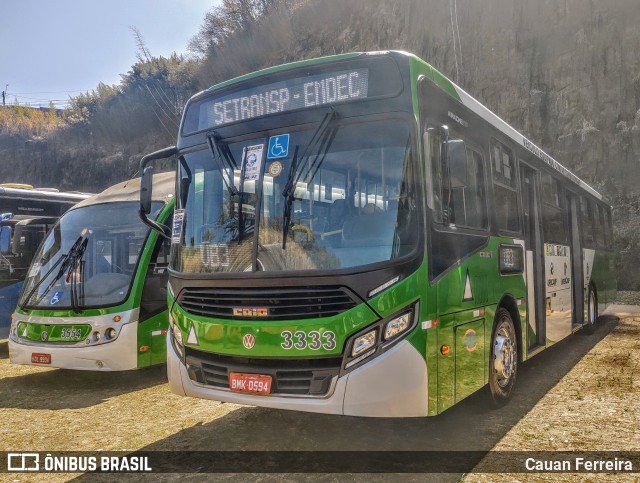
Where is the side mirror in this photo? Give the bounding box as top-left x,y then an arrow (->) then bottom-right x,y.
0,226 -> 12,254
140,165 -> 154,215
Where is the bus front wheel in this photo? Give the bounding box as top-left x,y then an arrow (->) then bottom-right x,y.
488,308 -> 518,407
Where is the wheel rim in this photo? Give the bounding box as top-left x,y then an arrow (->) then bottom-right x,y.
589,291 -> 596,324
493,318 -> 516,388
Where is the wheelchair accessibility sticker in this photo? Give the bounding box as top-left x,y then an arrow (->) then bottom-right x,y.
267,134 -> 289,159
50,291 -> 63,305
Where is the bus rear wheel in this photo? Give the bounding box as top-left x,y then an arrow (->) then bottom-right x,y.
488,308 -> 518,407
583,286 -> 597,334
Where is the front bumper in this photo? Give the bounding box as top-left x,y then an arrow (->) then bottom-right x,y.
167,333 -> 428,417
9,322 -> 138,371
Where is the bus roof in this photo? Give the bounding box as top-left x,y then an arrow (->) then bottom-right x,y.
0,186 -> 92,201
73,172 -> 174,209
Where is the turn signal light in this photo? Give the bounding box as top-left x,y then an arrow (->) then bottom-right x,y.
440,345 -> 450,356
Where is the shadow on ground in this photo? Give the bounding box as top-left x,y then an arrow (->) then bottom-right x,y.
0,362 -> 167,410
0,339 -> 9,359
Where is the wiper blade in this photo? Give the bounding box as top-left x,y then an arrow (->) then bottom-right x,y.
66,238 -> 88,313
22,235 -> 85,307
282,110 -> 338,200
281,146 -> 299,249
281,110 -> 339,248
206,132 -> 238,196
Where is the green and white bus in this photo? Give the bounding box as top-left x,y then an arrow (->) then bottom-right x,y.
9,174 -> 174,370
139,51 -> 616,416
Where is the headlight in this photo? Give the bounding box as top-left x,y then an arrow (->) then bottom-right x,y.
342,303 -> 418,372
9,318 -> 18,340
173,325 -> 183,346
105,328 -> 117,340
351,330 -> 376,357
383,312 -> 412,341
169,313 -> 184,357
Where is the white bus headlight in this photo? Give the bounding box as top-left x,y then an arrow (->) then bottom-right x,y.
105,328 -> 117,340
351,329 -> 376,357
169,313 -> 184,357
383,312 -> 412,341
9,319 -> 18,340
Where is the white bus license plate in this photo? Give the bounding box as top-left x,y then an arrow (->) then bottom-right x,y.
31,353 -> 51,364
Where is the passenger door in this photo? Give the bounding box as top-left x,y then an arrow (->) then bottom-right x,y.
520,163 -> 545,352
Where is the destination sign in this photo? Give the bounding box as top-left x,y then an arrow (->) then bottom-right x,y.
192,68 -> 369,132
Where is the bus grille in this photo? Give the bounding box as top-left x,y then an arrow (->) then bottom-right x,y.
177,286 -> 359,320
185,348 -> 341,396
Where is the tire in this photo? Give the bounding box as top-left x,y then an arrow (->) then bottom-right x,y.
583,286 -> 597,334
488,308 -> 518,407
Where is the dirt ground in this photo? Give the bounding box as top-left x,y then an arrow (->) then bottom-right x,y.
1,306 -> 639,482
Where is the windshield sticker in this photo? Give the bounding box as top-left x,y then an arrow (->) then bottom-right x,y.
50,291 -> 63,305
172,210 -> 185,244
268,161 -> 283,177
267,134 -> 289,159
242,144 -> 264,182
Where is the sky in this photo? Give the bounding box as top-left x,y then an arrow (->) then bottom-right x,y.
0,0 -> 221,108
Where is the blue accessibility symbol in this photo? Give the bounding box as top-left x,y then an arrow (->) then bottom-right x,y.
267,134 -> 289,160
50,291 -> 63,305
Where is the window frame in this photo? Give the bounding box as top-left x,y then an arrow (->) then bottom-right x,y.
426,127 -> 490,234
490,138 -> 522,236
540,171 -> 569,245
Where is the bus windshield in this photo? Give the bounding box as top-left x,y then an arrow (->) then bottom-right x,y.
20,201 -> 163,310
172,117 -> 420,273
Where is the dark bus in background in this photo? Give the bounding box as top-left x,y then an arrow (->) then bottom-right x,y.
0,184 -> 91,338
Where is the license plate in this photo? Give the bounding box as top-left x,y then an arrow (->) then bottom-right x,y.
229,373 -> 272,395
31,353 -> 51,364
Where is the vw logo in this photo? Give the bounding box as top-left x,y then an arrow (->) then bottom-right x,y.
41,331 -> 48,341
242,333 -> 256,350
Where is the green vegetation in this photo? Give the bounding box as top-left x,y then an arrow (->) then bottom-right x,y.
0,0 -> 639,289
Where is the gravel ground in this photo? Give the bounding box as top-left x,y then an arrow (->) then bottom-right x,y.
466,305 -> 640,481
615,291 -> 640,305
1,305 -> 639,482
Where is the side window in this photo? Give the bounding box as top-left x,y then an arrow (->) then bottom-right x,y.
425,129 -> 444,224
595,203 -> 606,248
154,232 -> 171,267
491,140 -> 520,233
580,196 -> 595,247
605,206 -> 613,249
443,140 -> 487,229
140,217 -> 173,320
541,172 -> 567,244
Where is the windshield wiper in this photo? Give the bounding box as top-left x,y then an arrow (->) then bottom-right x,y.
281,146 -> 299,249
206,132 -> 238,196
22,236 -> 88,308
67,239 -> 88,313
281,110 -> 339,248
